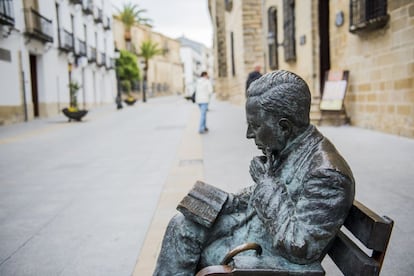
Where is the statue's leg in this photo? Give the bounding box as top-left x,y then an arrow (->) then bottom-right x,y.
154,214 -> 208,276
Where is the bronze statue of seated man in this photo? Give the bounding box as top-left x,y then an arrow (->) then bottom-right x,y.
153,70 -> 355,276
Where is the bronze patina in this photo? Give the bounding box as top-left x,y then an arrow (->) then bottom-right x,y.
153,70 -> 355,276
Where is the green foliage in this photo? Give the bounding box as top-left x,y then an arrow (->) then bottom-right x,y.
139,40 -> 163,62
116,50 -> 141,86
116,2 -> 152,30
68,81 -> 81,108
120,80 -> 132,95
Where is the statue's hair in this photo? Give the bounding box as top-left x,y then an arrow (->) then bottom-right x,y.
247,70 -> 311,128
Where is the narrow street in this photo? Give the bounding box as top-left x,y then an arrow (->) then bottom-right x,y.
0,96 -> 192,275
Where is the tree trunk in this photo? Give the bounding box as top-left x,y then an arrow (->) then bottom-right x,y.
143,59 -> 148,102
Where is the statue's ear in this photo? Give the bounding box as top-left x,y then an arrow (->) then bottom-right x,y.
278,118 -> 292,136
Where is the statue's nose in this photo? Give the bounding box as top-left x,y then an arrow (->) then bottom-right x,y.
246,126 -> 255,139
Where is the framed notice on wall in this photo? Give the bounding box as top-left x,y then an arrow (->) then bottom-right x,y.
320,80 -> 348,111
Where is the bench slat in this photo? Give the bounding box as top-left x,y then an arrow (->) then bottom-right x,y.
328,231 -> 379,276
343,200 -> 393,252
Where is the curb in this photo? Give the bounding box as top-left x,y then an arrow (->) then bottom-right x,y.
132,106 -> 204,275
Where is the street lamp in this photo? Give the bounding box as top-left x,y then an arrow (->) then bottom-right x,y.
114,47 -> 122,109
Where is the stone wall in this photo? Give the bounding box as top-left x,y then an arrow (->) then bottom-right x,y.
113,19 -> 184,96
213,0 -> 264,105
330,1 -> 414,137
209,0 -> 413,138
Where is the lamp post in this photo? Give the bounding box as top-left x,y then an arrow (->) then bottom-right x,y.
114,48 -> 122,109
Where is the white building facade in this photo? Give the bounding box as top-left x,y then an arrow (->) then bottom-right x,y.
178,36 -> 213,97
0,0 -> 116,125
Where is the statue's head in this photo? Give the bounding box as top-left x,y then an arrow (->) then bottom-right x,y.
245,70 -> 311,155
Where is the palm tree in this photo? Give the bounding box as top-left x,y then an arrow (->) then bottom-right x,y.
139,40 -> 162,102
116,3 -> 152,41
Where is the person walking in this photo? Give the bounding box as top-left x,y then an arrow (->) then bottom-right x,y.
245,64 -> 262,96
195,71 -> 213,134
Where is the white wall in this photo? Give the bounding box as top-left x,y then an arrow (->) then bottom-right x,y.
0,0 -> 26,106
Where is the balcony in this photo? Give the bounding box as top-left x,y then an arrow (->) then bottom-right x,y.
106,58 -> 115,70
103,16 -> 111,30
97,52 -> 105,67
69,0 -> 82,5
87,46 -> 96,63
58,28 -> 74,52
93,7 -> 103,23
0,0 -> 15,26
82,0 -> 93,15
75,38 -> 87,57
24,8 -> 53,43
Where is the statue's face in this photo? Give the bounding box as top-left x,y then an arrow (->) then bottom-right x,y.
246,99 -> 288,156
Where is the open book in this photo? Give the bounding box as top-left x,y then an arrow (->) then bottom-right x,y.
177,181 -> 228,228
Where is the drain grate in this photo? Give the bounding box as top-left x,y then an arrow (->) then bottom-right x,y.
179,159 -> 204,166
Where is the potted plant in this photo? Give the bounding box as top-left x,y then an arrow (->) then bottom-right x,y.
62,81 -> 88,121
115,50 -> 140,106
122,80 -> 137,105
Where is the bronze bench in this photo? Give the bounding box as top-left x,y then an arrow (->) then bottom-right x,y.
196,200 -> 394,276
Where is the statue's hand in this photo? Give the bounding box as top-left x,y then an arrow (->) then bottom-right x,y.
249,156 -> 268,183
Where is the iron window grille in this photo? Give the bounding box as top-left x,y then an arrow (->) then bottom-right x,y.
88,46 -> 97,63
225,0 -> 233,12
75,39 -> 87,57
103,16 -> 111,30
98,52 -> 105,67
82,0 -> 93,15
0,0 -> 14,26
94,7 -> 103,23
283,0 -> 296,62
24,8 -> 54,43
69,0 -> 82,5
350,0 -> 389,33
59,28 -> 74,52
267,7 -> 279,70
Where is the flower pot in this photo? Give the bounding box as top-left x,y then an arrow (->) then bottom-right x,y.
124,98 -> 137,105
62,108 -> 88,122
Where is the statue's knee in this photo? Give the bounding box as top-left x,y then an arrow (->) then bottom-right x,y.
167,214 -> 207,244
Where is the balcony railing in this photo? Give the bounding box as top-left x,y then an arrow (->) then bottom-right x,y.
82,0 -> 93,15
103,16 -> 111,30
106,58 -> 115,70
75,38 -> 87,57
24,8 -> 53,43
69,0 -> 82,5
58,28 -> 74,52
97,52 -> 105,67
0,0 -> 15,26
94,7 -> 103,23
88,46 -> 96,63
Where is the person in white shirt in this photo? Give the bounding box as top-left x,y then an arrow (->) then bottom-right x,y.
195,72 -> 213,134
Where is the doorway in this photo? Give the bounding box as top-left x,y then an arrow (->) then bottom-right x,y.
319,0 -> 330,94
29,54 -> 39,117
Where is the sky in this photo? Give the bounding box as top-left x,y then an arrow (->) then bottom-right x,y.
111,0 -> 213,48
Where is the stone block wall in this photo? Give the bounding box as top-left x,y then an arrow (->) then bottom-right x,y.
213,0 -> 263,105
330,1 -> 414,137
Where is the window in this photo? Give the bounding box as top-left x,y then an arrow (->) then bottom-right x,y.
230,32 -> 235,76
283,0 -> 296,62
350,0 -> 389,33
267,7 -> 279,70
225,0 -> 233,12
